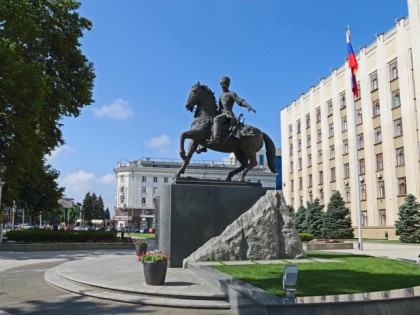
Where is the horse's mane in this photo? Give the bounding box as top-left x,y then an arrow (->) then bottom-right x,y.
198,83 -> 217,108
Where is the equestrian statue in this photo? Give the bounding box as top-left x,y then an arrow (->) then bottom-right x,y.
175,76 -> 276,182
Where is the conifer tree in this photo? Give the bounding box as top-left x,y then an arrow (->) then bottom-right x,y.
395,194 -> 420,243
305,199 -> 325,238
295,205 -> 307,233
322,191 -> 354,239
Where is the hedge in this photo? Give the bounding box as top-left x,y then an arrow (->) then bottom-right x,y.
5,230 -> 118,243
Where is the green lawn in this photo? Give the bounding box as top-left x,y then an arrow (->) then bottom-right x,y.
212,252 -> 420,297
119,232 -> 155,239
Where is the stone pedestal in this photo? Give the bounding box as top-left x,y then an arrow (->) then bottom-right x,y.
156,179 -> 272,267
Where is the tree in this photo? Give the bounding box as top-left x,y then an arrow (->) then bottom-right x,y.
294,205 -> 307,233
82,192 -> 106,225
287,204 -> 295,218
305,199 -> 324,238
322,191 -> 354,239
395,194 -> 420,243
0,0 -> 95,214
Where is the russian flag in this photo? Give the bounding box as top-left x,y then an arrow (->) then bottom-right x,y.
346,27 -> 359,98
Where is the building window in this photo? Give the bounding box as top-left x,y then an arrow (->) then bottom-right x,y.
396,147 -> 405,166
344,187 -> 351,202
299,177 -> 303,190
120,186 -> 125,193
318,171 -> 323,185
289,143 -> 293,155
316,107 -> 321,122
317,129 -> 322,143
370,71 -> 378,91
330,167 -> 336,182
120,196 -> 125,204
376,153 -> 384,171
297,119 -> 301,133
342,116 -> 348,132
359,158 -> 365,175
308,174 -> 313,187
120,175 -> 125,183
328,123 -> 334,137
153,187 -> 157,194
290,179 -> 294,192
290,161 -> 293,173
397,177 -> 407,195
330,145 -> 335,160
360,184 -> 366,201
142,198 -> 146,204
379,209 -> 386,226
298,139 -> 302,151
164,177 -> 168,183
306,114 -> 311,129
357,133 -> 364,150
356,108 -> 363,125
298,158 -> 302,170
394,118 -> 403,137
318,150 -> 323,163
142,186 -> 146,193
374,127 -> 382,144
388,59 -> 398,81
362,211 -> 368,226
153,176 -> 158,183
340,92 -> 346,109
327,99 -> 333,116
391,89 -> 400,108
307,134 -> 311,147
142,176 -> 146,182
377,180 -> 385,198
308,154 -> 312,167
343,139 -> 349,155
372,100 -> 380,117
344,163 -> 350,178
288,124 -> 293,137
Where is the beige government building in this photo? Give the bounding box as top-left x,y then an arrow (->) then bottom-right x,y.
280,0 -> 420,239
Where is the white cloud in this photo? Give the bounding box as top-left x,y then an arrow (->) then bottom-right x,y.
46,145 -> 76,162
99,173 -> 115,184
93,98 -> 134,120
145,134 -> 171,148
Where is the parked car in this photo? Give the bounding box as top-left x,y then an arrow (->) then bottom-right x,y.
123,226 -> 137,233
148,227 -> 155,234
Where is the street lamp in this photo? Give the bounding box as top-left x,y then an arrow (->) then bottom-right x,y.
0,165 -> 7,244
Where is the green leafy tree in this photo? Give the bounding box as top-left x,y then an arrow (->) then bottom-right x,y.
287,204 -> 295,217
305,199 -> 324,238
395,194 -> 420,243
0,0 -> 95,215
104,208 -> 111,220
82,192 -> 106,225
295,205 -> 307,233
322,191 -> 354,239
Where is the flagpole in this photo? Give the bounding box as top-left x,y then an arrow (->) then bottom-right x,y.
347,26 -> 363,251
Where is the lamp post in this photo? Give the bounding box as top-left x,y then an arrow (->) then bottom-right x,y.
0,165 -> 7,244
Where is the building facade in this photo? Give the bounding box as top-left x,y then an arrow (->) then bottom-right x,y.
280,0 -> 420,239
114,153 -> 278,230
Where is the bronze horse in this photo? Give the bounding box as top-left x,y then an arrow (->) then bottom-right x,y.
175,82 -> 276,181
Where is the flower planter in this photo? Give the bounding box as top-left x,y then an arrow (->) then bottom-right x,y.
143,261 -> 168,285
135,243 -> 148,256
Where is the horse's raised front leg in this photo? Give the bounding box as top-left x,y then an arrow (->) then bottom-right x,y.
175,141 -> 199,178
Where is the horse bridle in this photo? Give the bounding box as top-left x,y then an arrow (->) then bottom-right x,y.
187,83 -> 201,109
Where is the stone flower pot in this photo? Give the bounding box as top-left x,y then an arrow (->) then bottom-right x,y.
143,261 -> 168,285
135,243 -> 148,256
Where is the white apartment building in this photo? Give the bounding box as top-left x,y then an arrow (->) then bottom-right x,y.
280,0 -> 420,239
114,154 -> 277,229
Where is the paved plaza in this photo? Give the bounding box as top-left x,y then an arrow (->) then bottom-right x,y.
0,241 -> 419,315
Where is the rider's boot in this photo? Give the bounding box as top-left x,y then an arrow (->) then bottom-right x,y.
207,122 -> 221,145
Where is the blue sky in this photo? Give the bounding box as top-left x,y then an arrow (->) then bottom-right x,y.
47,0 -> 408,214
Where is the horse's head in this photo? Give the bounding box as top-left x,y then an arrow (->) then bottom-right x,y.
185,82 -> 202,112
185,82 -> 217,117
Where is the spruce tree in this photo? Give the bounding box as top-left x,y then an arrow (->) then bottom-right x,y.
395,194 -> 420,243
322,191 -> 354,239
295,205 -> 307,233
305,199 -> 325,238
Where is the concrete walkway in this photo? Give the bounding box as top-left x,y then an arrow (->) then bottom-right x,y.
0,242 -> 419,315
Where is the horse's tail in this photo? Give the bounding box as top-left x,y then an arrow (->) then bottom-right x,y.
263,132 -> 276,173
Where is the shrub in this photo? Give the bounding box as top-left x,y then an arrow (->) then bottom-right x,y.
299,233 -> 314,242
5,230 -> 118,243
